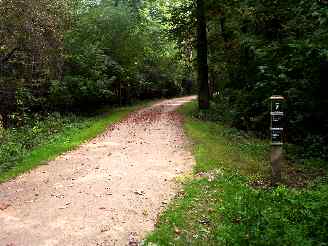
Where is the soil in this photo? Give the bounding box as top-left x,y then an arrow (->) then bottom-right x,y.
0,96 -> 196,246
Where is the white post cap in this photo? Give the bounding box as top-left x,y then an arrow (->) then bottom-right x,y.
270,95 -> 285,100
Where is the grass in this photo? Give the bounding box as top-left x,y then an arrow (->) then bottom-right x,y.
180,102 -> 271,177
0,103 -> 147,183
144,101 -> 328,246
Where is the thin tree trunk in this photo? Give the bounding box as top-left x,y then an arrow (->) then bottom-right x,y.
119,81 -> 122,106
220,16 -> 228,44
196,0 -> 210,109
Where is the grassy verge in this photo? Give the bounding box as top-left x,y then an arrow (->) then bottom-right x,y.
0,103 -> 147,183
145,102 -> 328,245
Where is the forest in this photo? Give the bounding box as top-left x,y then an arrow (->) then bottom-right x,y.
1,0 -> 327,161
0,0 -> 328,244
175,0 -> 328,161
0,0 -> 184,123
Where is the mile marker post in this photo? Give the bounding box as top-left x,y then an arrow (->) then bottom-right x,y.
270,95 -> 285,185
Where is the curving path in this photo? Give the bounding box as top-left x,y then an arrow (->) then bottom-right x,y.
0,96 -> 196,246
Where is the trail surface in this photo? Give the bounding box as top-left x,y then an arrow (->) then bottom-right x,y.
0,96 -> 196,246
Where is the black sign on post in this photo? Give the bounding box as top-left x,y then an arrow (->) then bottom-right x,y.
270,96 -> 285,145
271,128 -> 283,144
270,95 -> 285,185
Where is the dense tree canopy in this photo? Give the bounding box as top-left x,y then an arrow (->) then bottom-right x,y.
1,0 -> 327,159
0,0 -> 186,125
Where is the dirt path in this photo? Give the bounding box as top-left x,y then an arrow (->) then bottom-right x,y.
0,96 -> 196,246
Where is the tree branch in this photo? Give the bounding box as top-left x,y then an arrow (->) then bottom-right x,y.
0,47 -> 18,64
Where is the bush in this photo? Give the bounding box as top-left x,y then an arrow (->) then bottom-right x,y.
0,113 -> 82,173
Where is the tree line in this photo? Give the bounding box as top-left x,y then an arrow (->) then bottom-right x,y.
1,0 -> 327,160
0,0 -> 189,127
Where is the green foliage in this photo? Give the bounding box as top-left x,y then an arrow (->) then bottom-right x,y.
169,0 -> 328,160
220,1 -> 328,160
215,181 -> 328,245
147,174 -> 328,245
1,0 -> 185,125
0,113 -> 85,173
0,0 -> 70,125
60,0 -> 183,108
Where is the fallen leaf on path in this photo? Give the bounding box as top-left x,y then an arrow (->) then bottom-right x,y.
0,203 -> 11,210
134,190 -> 145,196
51,193 -> 65,199
24,200 -> 35,203
100,226 -> 110,233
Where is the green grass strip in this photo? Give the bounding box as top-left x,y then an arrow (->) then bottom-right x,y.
0,105 -> 141,183
180,101 -> 270,176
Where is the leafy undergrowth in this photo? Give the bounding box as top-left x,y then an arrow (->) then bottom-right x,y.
0,103 -> 146,183
145,102 -> 328,246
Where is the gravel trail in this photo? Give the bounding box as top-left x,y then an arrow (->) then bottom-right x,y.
0,96 -> 196,246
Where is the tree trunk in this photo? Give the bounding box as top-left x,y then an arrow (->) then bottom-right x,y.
196,0 -> 210,109
220,16 -> 228,44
